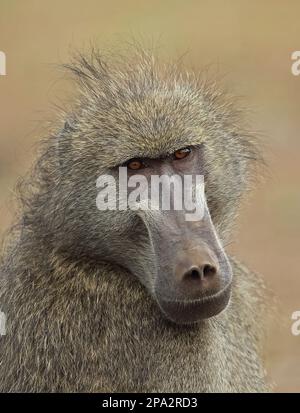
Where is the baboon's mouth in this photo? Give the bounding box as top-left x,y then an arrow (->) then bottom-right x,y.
156,283 -> 231,324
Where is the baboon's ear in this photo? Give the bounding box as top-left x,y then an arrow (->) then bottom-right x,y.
57,119 -> 75,171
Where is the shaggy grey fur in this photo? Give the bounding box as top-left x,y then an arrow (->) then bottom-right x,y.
0,47 -> 269,392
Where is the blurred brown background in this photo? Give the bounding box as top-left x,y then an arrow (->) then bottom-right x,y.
0,0 -> 299,392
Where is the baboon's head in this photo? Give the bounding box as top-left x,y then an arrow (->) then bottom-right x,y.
46,49 -> 258,324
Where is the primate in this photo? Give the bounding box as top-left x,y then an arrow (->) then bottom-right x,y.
0,47 -> 270,392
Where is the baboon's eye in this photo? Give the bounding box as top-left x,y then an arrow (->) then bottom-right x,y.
126,159 -> 144,170
174,147 -> 191,160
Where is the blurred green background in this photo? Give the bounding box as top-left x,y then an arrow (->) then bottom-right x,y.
0,0 -> 299,392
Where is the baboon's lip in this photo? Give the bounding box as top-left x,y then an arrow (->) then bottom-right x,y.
156,283 -> 231,324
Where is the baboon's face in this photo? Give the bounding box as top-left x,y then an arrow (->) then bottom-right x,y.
119,145 -> 232,324
90,138 -> 232,324
62,61 -> 254,324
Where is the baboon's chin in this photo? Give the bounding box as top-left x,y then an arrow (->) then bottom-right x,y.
156,285 -> 232,325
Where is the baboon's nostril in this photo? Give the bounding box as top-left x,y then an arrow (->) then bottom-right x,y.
190,268 -> 201,279
203,264 -> 217,278
183,266 -> 202,281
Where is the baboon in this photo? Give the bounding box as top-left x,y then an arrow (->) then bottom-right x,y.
0,47 -> 270,392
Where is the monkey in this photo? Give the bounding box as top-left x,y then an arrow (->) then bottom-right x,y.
0,47 -> 271,392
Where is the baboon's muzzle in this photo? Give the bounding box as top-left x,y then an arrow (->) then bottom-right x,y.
138,203 -> 232,324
